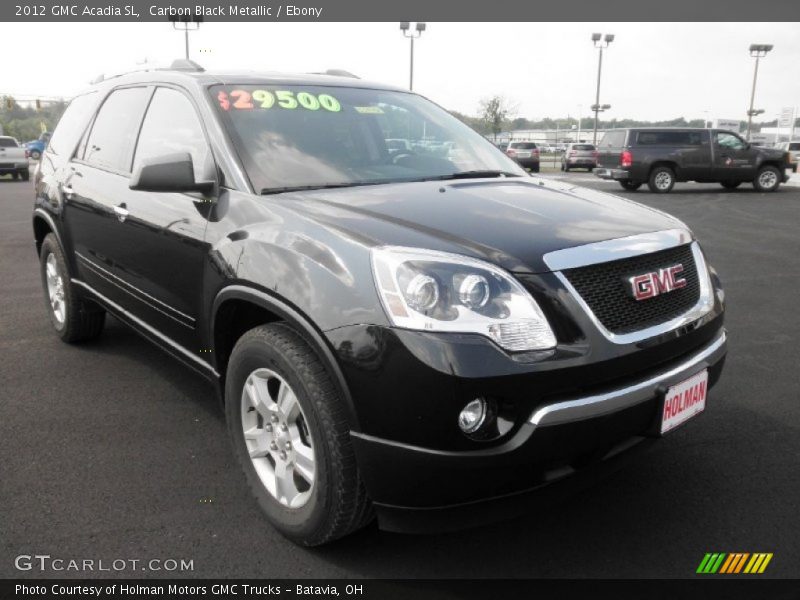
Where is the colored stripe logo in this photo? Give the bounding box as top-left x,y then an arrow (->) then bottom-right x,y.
697,552 -> 773,574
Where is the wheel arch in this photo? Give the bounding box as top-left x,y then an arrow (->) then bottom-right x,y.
211,285 -> 360,430
32,208 -> 62,257
649,160 -> 679,177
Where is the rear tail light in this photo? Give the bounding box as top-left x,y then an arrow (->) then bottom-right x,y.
620,150 -> 633,168
533,149 -> 540,157
569,151 -> 577,157
592,151 -> 599,158
507,149 -> 516,157
25,149 -> 30,158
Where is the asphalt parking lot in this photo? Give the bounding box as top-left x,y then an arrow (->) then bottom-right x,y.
1,172 -> 799,579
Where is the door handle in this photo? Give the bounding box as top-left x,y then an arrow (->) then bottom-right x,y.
113,203 -> 129,223
60,184 -> 74,199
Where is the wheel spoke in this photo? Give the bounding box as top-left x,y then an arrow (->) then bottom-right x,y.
274,460 -> 301,506
277,383 -> 298,418
245,377 -> 273,418
244,427 -> 271,458
293,444 -> 315,484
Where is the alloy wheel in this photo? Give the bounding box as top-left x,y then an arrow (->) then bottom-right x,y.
241,368 -> 315,508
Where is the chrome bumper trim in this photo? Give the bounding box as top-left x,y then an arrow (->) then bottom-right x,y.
529,329 -> 726,430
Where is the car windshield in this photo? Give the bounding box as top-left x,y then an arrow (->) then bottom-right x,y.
209,84 -> 526,193
573,144 -> 595,151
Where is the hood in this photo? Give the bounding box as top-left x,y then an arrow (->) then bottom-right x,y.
284,177 -> 684,273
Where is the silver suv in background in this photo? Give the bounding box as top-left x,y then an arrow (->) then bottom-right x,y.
561,143 -> 598,172
504,141 -> 540,172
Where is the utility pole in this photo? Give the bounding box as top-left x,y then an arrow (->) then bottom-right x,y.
591,33 -> 614,145
170,15 -> 203,60
400,22 -> 426,91
746,44 -> 773,141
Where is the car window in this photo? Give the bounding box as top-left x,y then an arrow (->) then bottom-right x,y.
600,130 -> 626,148
83,87 -> 150,173
636,131 -> 703,145
48,92 -> 98,157
511,143 -> 537,149
715,132 -> 747,150
0,137 -> 18,148
789,143 -> 800,151
572,144 -> 595,151
133,87 -> 210,181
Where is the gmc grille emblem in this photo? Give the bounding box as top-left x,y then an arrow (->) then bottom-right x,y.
628,264 -> 687,301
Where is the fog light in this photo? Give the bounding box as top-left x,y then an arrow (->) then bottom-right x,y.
458,398 -> 487,434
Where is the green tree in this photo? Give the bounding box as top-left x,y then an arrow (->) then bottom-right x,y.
479,96 -> 516,141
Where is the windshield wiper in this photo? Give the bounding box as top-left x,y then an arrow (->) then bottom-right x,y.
433,170 -> 522,180
260,183 -> 366,195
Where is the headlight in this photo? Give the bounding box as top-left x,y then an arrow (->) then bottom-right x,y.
371,246 -> 556,352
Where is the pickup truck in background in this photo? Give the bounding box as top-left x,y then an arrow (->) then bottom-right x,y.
594,128 -> 791,193
24,132 -> 52,160
0,136 -> 30,180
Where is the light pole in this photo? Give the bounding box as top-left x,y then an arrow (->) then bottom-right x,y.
400,22 -> 426,91
591,103 -> 611,140
170,15 -> 203,60
590,33 -> 614,145
746,44 -> 773,141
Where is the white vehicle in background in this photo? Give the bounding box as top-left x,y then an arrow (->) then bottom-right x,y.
0,136 -> 29,180
775,141 -> 800,173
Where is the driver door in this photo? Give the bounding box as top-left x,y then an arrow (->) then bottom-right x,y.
713,130 -> 757,181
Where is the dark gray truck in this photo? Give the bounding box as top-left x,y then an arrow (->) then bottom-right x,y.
594,128 -> 792,193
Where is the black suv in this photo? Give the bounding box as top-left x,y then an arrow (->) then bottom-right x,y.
595,128 -> 791,193
33,62 -> 727,545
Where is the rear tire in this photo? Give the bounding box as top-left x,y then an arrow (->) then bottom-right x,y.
531,164 -> 540,173
39,233 -> 105,343
619,180 -> 642,191
752,166 -> 781,193
647,166 -> 675,193
720,181 -> 741,190
20,169 -> 30,182
226,323 -> 373,546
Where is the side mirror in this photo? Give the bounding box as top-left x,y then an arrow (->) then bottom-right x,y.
129,152 -> 214,194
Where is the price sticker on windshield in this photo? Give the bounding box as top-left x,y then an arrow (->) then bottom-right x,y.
217,89 -> 342,113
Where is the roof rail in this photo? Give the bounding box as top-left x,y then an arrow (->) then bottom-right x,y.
167,59 -> 205,72
318,69 -> 360,79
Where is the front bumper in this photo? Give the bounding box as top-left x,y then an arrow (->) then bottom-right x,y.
348,328 -> 726,525
594,167 -> 630,180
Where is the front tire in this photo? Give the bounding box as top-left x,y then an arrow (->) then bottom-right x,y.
226,323 -> 373,546
39,233 -> 105,342
753,166 -> 781,192
30,150 -> 41,160
648,166 -> 676,193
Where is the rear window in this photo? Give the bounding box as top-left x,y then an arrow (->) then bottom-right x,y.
510,142 -> 537,149
572,144 -> 595,151
599,130 -> 626,148
48,92 -> 98,157
635,131 -> 704,146
0,138 -> 18,148
789,143 -> 800,151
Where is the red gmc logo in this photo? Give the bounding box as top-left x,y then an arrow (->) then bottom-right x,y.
628,264 -> 687,301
